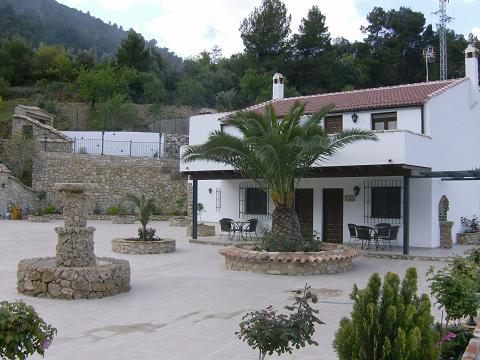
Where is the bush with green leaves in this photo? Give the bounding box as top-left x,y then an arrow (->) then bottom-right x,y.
333,268 -> 437,360
237,284 -> 323,360
0,301 -> 56,360
427,257 -> 478,329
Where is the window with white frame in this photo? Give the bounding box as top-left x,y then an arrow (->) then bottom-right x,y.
372,112 -> 397,130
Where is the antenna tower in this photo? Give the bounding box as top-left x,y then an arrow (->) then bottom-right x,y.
434,0 -> 452,80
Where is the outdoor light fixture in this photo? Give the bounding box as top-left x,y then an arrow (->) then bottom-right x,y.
353,186 -> 360,197
1,183 -> 5,189
351,113 -> 359,123
208,188 -> 213,194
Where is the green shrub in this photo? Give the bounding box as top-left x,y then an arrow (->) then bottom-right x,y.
333,268 -> 437,360
433,323 -> 473,360
0,301 -> 57,360
107,206 -> 120,216
42,205 -> 56,215
237,285 -> 323,360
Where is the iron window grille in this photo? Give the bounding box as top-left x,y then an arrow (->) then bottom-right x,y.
364,179 -> 403,225
239,182 -> 271,220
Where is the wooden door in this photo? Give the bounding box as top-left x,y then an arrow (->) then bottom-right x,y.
295,189 -> 313,236
322,189 -> 343,243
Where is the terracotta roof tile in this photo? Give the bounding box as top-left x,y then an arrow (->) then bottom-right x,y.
222,78 -> 467,121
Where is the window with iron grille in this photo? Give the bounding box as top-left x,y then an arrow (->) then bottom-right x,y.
364,180 -> 403,224
239,182 -> 270,220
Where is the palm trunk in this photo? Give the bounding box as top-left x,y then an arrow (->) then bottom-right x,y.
271,206 -> 303,250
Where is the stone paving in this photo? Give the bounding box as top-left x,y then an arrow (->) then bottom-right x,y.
0,220 -> 455,359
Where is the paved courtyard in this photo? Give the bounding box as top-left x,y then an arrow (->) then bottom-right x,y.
1,220 -> 454,359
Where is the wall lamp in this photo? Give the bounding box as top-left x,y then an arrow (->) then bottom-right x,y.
208,188 -> 213,194
351,113 -> 359,123
353,186 -> 360,197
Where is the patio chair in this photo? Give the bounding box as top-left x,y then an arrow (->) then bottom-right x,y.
244,219 -> 259,241
379,225 -> 400,251
347,224 -> 359,247
218,218 -> 234,241
356,225 -> 378,250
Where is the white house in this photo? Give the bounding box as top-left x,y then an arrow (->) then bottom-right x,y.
180,45 -> 480,252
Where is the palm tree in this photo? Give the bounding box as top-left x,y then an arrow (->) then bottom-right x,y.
126,193 -> 157,240
183,102 -> 377,249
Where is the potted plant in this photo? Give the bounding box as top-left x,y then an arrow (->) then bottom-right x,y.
186,203 -> 215,237
111,194 -> 175,254
237,284 -> 323,359
457,216 -> 480,245
8,202 -> 21,220
0,301 -> 57,360
168,196 -> 189,227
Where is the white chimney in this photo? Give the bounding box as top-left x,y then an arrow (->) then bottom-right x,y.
465,44 -> 479,86
272,73 -> 284,100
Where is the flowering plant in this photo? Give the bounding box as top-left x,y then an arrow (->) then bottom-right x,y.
0,301 -> 56,360
138,227 -> 156,241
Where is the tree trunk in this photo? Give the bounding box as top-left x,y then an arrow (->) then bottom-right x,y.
271,206 -> 303,250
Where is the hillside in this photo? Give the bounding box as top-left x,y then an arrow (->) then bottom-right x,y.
0,0 -> 182,67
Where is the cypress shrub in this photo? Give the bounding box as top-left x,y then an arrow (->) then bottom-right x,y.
333,267 -> 438,360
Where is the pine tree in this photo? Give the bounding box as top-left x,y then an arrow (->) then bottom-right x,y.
333,268 -> 438,360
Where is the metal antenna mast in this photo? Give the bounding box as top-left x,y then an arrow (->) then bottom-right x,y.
434,0 -> 452,80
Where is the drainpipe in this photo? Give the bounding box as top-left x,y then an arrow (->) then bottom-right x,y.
403,176 -> 410,255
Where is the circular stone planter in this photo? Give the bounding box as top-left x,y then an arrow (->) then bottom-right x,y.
186,224 -> 216,237
112,216 -> 136,224
17,257 -> 130,300
28,215 -> 50,223
111,238 -> 176,255
219,243 -> 359,275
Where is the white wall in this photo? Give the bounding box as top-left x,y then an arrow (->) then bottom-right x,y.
341,107 -> 422,133
197,180 -> 221,222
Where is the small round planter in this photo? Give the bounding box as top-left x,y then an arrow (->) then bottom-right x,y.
28,215 -> 50,223
112,216 -> 136,224
187,224 -> 216,237
169,216 -> 190,227
219,243 -> 359,275
111,238 -> 176,255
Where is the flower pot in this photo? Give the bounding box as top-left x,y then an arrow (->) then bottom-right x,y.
12,207 -> 21,220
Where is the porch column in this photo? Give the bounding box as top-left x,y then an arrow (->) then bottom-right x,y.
403,176 -> 410,255
192,179 -> 198,240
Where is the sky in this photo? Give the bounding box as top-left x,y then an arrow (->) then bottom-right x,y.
57,0 -> 480,58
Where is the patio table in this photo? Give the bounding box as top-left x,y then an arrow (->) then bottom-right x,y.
232,221 -> 250,241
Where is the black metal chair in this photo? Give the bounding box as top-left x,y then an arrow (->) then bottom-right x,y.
347,224 -> 359,247
244,219 -> 259,241
356,226 -> 378,250
378,225 -> 400,251
218,218 -> 234,241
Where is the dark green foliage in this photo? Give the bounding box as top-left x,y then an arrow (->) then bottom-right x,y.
116,31 -> 153,73
0,301 -> 57,360
125,193 -> 157,241
434,323 -> 474,360
333,268 -> 438,360
237,285 -> 323,360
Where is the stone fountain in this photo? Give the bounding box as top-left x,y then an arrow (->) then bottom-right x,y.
17,183 -> 130,299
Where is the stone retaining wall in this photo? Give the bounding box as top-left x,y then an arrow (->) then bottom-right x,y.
111,238 -> 176,254
457,233 -> 480,245
187,224 -> 216,237
32,152 -> 188,214
0,164 -> 37,215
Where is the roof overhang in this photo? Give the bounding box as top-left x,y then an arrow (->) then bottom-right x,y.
183,164 -> 430,180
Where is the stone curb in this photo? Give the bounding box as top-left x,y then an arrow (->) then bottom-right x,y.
364,253 -> 453,262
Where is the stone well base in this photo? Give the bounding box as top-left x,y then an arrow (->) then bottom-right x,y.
457,232 -> 480,245
17,257 -> 130,300
111,238 -> 176,255
28,215 -> 50,223
169,216 -> 190,227
187,224 -> 216,237
220,244 -> 358,275
112,216 -> 136,224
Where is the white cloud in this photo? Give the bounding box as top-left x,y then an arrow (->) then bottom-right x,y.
143,0 -> 366,58
60,0 -> 366,58
472,27 -> 480,38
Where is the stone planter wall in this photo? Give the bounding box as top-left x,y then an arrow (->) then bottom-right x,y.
457,232 -> 480,245
169,216 -> 190,227
219,244 -> 358,275
440,221 -> 454,249
187,224 -> 216,237
112,216 -> 136,224
111,238 -> 176,255
17,257 -> 130,299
